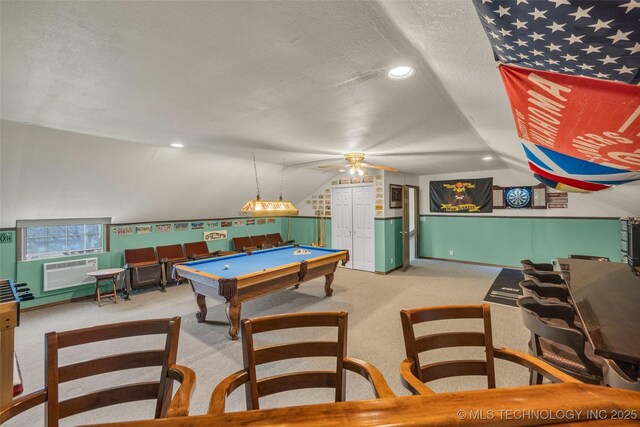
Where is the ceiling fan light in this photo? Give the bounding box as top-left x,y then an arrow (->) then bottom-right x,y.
358,169 -> 364,176
349,167 -> 356,175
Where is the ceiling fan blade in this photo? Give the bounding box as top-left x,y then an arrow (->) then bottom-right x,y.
361,162 -> 397,172
318,163 -> 347,169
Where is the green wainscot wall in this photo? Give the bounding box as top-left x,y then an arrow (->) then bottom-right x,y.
284,217 -> 332,247
3,218 -> 284,308
419,216 -> 621,267
0,230 -> 17,280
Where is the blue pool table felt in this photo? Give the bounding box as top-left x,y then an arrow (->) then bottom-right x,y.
182,245 -> 343,278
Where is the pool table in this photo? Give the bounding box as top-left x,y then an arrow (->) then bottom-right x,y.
175,245 -> 349,340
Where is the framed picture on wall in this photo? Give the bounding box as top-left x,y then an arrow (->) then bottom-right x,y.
390,184 -> 402,209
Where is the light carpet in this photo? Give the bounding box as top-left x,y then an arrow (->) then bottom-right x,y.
6,259 -> 529,426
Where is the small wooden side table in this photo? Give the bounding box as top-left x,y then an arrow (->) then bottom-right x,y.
87,268 -> 124,307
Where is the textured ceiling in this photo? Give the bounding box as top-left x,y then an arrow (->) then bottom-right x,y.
0,0 -> 514,175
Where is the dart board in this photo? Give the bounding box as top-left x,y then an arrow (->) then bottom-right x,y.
505,187 -> 532,209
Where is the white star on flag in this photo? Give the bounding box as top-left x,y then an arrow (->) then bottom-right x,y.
546,22 -> 566,33
615,65 -> 634,74
568,6 -> 593,21
589,19 -> 614,31
563,34 -> 584,44
528,8 -> 547,20
606,30 -> 633,44
619,0 -> 640,14
495,5 -> 511,16
598,55 -> 620,65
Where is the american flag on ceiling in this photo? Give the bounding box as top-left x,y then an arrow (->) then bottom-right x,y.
473,0 -> 640,192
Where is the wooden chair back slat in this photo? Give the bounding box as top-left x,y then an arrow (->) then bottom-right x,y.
56,318 -> 171,348
124,247 -> 158,264
249,311 -> 343,334
415,332 -> 486,353
421,360 -> 488,383
58,350 -> 165,382
255,342 -> 338,365
45,317 -> 182,426
156,244 -> 186,261
403,305 -> 484,324
257,371 -> 336,397
59,382 -> 160,418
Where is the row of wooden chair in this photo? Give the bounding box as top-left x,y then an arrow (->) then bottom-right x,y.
122,234 -> 293,295
231,233 -> 294,252
1,305 -> 576,424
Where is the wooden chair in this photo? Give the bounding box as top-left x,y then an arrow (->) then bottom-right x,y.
123,247 -> 164,296
266,233 -> 294,247
232,236 -> 257,252
156,244 -> 188,285
522,268 -> 566,285
250,235 -> 273,249
517,296 -> 603,385
44,317 -> 195,426
569,255 -> 610,262
520,259 -> 554,272
208,311 -> 395,414
184,241 -> 220,260
399,304 -> 578,396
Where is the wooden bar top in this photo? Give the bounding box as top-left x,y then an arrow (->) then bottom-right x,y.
85,383 -> 640,426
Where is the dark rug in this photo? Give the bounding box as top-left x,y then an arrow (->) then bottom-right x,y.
483,268 -> 523,308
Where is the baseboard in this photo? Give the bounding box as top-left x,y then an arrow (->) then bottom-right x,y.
375,265 -> 403,275
22,294 -> 95,312
419,256 -> 519,270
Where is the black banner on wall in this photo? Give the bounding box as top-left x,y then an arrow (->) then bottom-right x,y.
430,178 -> 493,213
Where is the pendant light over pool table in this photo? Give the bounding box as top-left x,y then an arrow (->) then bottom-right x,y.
240,154 -> 299,217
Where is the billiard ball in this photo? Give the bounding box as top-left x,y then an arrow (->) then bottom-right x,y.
223,264 -> 229,270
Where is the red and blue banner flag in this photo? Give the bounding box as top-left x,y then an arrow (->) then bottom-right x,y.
473,0 -> 640,191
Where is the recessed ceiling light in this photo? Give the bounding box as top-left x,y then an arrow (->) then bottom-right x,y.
482,156 -> 493,161
387,66 -> 415,80
170,142 -> 184,148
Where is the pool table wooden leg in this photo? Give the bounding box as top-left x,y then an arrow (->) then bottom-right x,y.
324,273 -> 334,297
226,297 -> 241,341
195,292 -> 207,323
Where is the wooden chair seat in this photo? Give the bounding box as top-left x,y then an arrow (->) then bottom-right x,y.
399,304 -> 577,396
208,311 -> 394,414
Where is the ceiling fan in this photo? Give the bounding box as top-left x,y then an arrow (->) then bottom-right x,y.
318,152 -> 397,176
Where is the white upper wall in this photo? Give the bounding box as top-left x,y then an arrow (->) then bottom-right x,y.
0,120 -> 331,227
419,168 -> 640,218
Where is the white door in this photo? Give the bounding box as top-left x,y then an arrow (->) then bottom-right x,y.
331,187 -> 353,268
352,186 -> 375,272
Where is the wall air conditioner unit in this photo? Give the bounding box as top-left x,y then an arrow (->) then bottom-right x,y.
43,257 -> 98,292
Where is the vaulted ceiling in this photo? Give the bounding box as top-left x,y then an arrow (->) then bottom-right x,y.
1,1 -> 518,175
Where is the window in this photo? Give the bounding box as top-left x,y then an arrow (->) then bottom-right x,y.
18,218 -> 109,261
